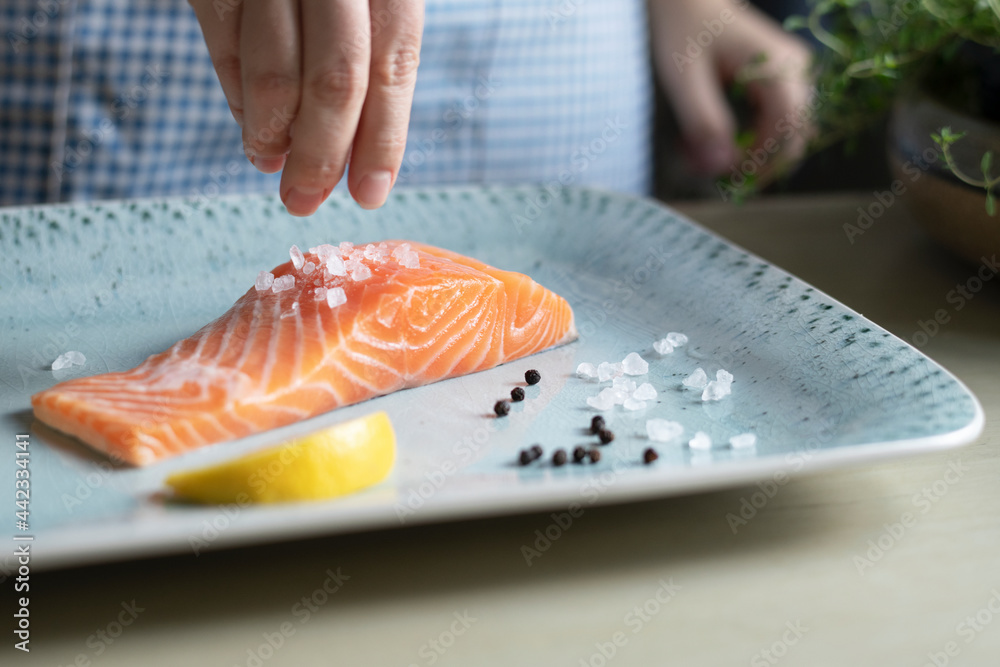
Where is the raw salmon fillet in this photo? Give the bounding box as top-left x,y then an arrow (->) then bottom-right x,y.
32,241 -> 576,465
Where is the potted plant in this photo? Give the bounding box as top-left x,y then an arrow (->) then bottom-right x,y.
781,0 -> 1000,262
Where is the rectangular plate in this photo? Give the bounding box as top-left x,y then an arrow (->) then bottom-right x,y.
0,186 -> 983,570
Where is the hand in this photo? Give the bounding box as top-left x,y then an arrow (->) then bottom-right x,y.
649,0 -> 813,184
190,0 -> 424,215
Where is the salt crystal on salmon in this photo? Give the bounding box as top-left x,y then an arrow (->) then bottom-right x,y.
31,240 -> 577,465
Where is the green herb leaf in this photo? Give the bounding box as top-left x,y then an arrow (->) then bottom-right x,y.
987,192 -> 996,217
982,151 -> 993,177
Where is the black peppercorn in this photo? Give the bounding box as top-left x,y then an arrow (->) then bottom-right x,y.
518,449 -> 533,466
588,448 -> 601,464
572,446 -> 587,463
530,444 -> 543,459
643,447 -> 659,464
525,369 -> 541,385
494,400 -> 510,417
510,387 -> 525,402
597,429 -> 614,445
590,415 -> 606,434
552,449 -> 567,466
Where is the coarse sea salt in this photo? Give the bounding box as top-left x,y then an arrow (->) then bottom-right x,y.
688,431 -> 712,450
682,368 -> 708,390
326,255 -> 347,276
612,376 -> 636,393
272,274 -> 295,293
289,245 -> 305,270
633,382 -> 657,401
313,287 -> 328,301
646,419 -> 684,442
576,362 -> 597,379
716,369 -> 734,384
303,262 -> 316,275
255,270 -> 274,292
729,433 -> 757,449
597,361 -> 624,382
621,352 -> 648,376
51,350 -> 86,371
702,380 -> 732,402
623,397 -> 647,411
349,262 -> 372,281
653,338 -> 675,355
339,241 -> 354,255
326,286 -> 347,308
666,332 -> 688,347
586,394 -> 615,411
313,244 -> 336,263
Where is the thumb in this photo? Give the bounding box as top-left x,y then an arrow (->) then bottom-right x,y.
658,51 -> 737,176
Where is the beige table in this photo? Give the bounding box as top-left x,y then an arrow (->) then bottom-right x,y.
25,194 -> 1000,666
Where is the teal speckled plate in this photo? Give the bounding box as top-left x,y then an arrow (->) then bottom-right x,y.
0,186 -> 983,570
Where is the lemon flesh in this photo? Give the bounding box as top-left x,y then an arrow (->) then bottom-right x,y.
166,412 -> 396,504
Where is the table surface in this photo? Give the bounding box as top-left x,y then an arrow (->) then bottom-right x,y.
17,193 -> 1000,667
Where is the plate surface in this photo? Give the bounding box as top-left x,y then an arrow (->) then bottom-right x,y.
0,186 -> 984,570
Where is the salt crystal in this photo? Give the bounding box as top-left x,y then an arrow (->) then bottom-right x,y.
349,262 -> 371,281
653,338 -> 675,355
586,394 -> 615,411
398,251 -> 420,269
303,262 -> 316,275
338,241 -> 354,255
599,386 -> 628,406
623,397 -> 647,411
597,361 -> 624,382
633,382 -> 657,401
729,433 -> 757,449
666,332 -> 689,348
326,286 -> 347,308
682,368 -> 708,390
612,376 -> 636,394
576,362 -> 597,379
314,244 -> 336,263
325,255 -> 347,276
271,274 -> 295,293
51,351 -> 86,371
289,245 -> 305,270
313,287 -> 327,301
702,380 -> 732,401
621,352 -> 648,376
349,248 -> 365,263
688,431 -> 712,450
646,419 -> 684,442
255,270 -> 274,292
716,369 -> 734,385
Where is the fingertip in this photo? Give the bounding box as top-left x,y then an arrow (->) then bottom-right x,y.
352,170 -> 393,210
282,186 -> 329,217
687,139 -> 737,176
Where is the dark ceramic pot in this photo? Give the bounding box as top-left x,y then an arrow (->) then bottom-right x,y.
888,87 -> 1000,265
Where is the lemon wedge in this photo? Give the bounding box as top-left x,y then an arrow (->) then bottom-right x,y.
166,412 -> 396,504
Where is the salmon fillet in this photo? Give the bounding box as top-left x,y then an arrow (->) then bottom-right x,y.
31,241 -> 577,465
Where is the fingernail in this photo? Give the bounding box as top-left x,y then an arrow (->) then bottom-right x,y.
284,187 -> 324,217
253,156 -> 286,174
356,170 -> 392,209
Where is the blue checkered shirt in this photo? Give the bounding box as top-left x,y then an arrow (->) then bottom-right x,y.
1,0 -> 652,206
